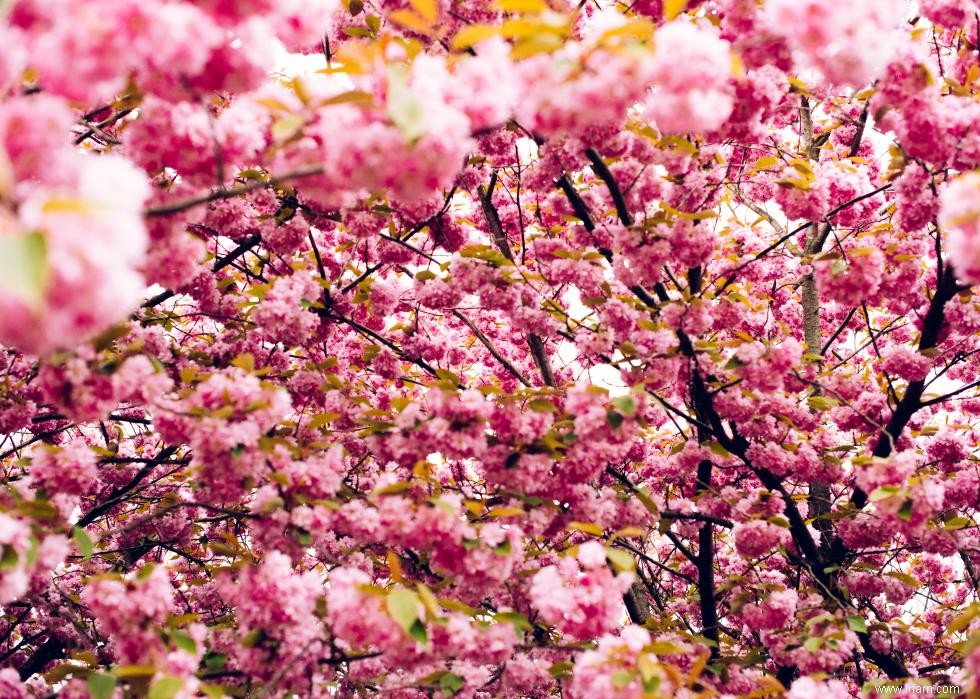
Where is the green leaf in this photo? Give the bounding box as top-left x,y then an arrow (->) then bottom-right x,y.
803,636 -> 822,652
386,588 -> 422,638
171,629 -> 196,654
73,526 -> 94,560
148,676 -> 183,699
23,536 -> 38,566
847,616 -> 868,633
309,412 -> 342,430
87,673 -> 117,699
200,684 -> 226,699
271,115 -> 305,143
439,672 -> 465,695
606,410 -> 624,429
807,395 -> 839,411
641,671 -> 661,694
885,571 -> 921,589
644,641 -> 684,654
723,356 -> 745,370
897,498 -> 914,522
17,498 -> 59,521
611,395 -> 637,418
944,516 -> 971,531
548,661 -> 574,679
204,653 -> 228,670
611,670 -> 634,689
408,618 -> 428,645
434,369 -> 461,385
948,604 -> 979,634
0,545 -> 17,571
241,629 -> 265,648
493,538 -> 512,555
92,323 -> 131,352
637,653 -> 661,693
452,24 -> 499,51
707,442 -> 730,458
869,485 -> 901,501
0,231 -> 47,307
113,664 -> 157,679
767,516 -> 791,529
494,611 -> 533,632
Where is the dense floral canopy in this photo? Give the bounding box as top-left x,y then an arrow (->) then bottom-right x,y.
0,0 -> 979,697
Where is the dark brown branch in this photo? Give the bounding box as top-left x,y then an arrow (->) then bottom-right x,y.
478,173 -> 515,262
77,446 -> 179,527
18,637 -> 65,680
451,310 -> 531,387
145,165 -> 325,218
141,234 -> 264,309
214,234 -> 262,273
480,175 -> 555,387
555,174 -> 597,232
585,148 -> 633,226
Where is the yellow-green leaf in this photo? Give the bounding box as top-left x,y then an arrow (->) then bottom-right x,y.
387,588 -> 424,641
72,526 -> 94,560
271,115 -> 305,143
495,0 -> 547,11
0,231 -> 47,307
487,506 -> 525,517
388,9 -> 432,34
944,516 -> 971,530
568,521 -> 603,536
231,353 -> 255,372
606,547 -> 635,573
386,65 -> 427,140
663,0 -> 687,20
148,676 -> 183,699
409,0 -> 438,23
451,24 -> 499,50
87,673 -> 117,699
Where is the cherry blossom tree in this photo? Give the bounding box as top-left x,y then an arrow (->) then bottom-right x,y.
0,0 -> 979,697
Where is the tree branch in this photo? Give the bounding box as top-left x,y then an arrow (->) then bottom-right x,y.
144,165 -> 325,218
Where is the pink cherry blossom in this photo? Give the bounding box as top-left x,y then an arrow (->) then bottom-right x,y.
0,2 -> 978,696
940,171 -> 980,284
645,21 -> 735,135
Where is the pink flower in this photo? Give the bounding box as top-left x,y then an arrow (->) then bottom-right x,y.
787,676 -> 851,699
645,21 -> 734,135
880,346 -> 932,382
449,39 -> 519,132
919,0 -> 974,28
732,520 -> 790,559
766,0 -> 904,86
529,545 -> 633,641
30,439 -> 97,497
742,589 -> 798,631
253,271 -> 321,346
82,565 -> 176,663
0,150 -> 149,356
569,626 -> 679,699
0,669 -> 26,699
814,247 -> 886,306
940,171 -> 980,285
